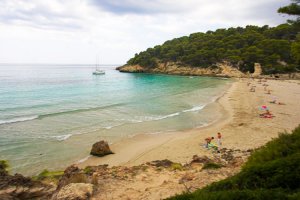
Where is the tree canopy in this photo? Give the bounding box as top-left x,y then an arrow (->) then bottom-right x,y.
125,0 -> 300,74
278,0 -> 300,20
126,23 -> 299,74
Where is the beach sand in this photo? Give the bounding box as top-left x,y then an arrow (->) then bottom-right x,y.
79,78 -> 300,168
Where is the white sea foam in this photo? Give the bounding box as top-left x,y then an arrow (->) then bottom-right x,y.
125,105 -> 206,125
52,134 -> 72,141
182,105 -> 205,113
154,112 -> 180,120
0,115 -> 38,125
77,155 -> 91,163
104,126 -> 113,129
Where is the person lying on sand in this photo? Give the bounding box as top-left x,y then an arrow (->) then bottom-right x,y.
269,99 -> 285,105
259,110 -> 274,118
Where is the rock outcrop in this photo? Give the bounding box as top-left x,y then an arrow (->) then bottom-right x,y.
56,183 -> 94,200
117,61 -> 249,78
90,140 -> 113,157
0,172 -> 55,200
252,63 -> 262,77
0,147 -> 253,200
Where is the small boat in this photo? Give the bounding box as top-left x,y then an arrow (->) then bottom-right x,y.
92,57 -> 105,75
93,69 -> 105,75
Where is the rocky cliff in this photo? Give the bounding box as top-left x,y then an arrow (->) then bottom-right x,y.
116,62 -> 255,78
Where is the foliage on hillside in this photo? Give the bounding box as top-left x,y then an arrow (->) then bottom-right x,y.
127,23 -> 300,74
126,0 -> 300,75
278,0 -> 300,25
167,125 -> 300,200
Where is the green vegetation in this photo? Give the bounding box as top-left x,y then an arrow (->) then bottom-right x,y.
278,0 -> 300,25
202,162 -> 224,170
167,125 -> 300,200
33,169 -> 64,181
0,160 -> 9,174
83,166 -> 93,174
127,1 -> 300,74
171,163 -> 184,171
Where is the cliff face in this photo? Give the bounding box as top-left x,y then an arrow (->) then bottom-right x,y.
116,62 -> 248,78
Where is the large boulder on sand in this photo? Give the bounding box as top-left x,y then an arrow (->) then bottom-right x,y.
56,183 -> 94,200
90,140 -> 113,157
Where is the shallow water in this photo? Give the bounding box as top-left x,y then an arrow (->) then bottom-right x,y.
0,64 -> 231,175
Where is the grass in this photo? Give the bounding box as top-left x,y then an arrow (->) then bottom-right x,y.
167,125 -> 300,200
33,169 -> 64,181
202,162 -> 224,170
0,160 -> 9,173
83,166 -> 93,174
171,163 -> 183,171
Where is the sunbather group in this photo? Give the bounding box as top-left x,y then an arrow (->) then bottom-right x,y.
204,132 -> 222,153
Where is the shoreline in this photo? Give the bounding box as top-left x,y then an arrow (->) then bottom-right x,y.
79,78 -> 300,169
78,80 -> 234,168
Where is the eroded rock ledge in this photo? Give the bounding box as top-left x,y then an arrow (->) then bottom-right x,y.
116,62 -> 260,78
0,148 -> 252,200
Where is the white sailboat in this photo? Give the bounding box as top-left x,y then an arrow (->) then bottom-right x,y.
93,57 -> 105,75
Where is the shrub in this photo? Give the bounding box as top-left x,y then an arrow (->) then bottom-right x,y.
0,160 -> 9,173
202,162 -> 224,169
171,163 -> 183,171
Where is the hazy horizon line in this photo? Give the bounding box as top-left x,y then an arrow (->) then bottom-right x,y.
0,63 -> 123,66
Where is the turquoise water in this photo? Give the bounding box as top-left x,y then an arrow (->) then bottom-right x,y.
0,64 -> 231,175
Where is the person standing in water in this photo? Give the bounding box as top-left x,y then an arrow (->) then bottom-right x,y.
217,132 -> 222,146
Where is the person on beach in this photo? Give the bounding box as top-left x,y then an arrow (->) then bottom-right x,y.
205,137 -> 214,148
260,110 -> 274,118
217,132 -> 222,146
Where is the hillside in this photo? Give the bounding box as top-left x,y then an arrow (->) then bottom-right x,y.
117,23 -> 300,76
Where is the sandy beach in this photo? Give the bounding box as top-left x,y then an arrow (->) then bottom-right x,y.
79,78 -> 300,169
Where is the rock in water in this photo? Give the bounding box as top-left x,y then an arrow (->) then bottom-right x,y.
56,183 -> 94,200
90,141 -> 113,157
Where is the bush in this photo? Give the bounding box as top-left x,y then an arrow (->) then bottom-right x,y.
171,163 -> 183,171
0,160 -> 9,174
202,162 -> 224,170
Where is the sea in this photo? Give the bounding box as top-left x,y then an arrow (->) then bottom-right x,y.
0,64 -> 232,175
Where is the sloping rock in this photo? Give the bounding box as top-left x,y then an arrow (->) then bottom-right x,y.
56,183 -> 94,200
252,63 -> 262,77
216,62 -> 245,77
117,61 -> 247,77
190,155 -> 212,164
90,140 -> 113,157
0,173 -> 55,200
116,65 -> 145,73
56,165 -> 86,190
147,159 -> 174,168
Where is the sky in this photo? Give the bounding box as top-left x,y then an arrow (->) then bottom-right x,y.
0,0 -> 292,65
